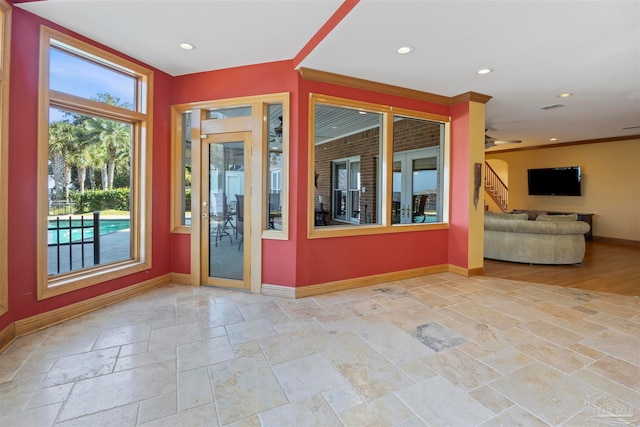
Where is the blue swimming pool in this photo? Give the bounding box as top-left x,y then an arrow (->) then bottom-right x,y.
48,218 -> 130,244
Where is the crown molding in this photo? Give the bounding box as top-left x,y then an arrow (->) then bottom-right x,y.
486,134 -> 640,153
299,67 -> 451,106
299,68 -> 493,107
450,91 -> 492,105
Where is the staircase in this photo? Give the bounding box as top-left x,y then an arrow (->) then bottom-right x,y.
484,162 -> 508,212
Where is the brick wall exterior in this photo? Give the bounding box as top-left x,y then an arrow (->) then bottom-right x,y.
314,118 -> 442,225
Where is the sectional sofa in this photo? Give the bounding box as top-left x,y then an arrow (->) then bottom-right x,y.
484,211 -> 591,265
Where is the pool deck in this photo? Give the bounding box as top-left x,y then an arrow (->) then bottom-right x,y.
48,229 -> 131,276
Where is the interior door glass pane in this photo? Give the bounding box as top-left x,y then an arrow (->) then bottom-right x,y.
206,106 -> 251,120
208,141 -> 244,280
267,104 -> 283,230
182,112 -> 192,226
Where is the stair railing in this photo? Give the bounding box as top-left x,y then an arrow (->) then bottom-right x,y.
484,162 -> 508,212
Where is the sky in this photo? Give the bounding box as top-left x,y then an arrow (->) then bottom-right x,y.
49,47 -> 135,122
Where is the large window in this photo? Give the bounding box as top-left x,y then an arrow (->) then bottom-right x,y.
38,27 -> 153,299
313,101 -> 383,227
310,94 -> 449,236
0,0 -> 10,315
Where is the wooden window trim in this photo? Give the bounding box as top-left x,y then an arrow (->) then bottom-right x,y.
0,0 -> 11,316
37,26 -> 154,300
308,93 -> 451,239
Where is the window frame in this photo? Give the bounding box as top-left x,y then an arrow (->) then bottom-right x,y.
331,155 -> 361,224
0,0 -> 10,316
37,26 -> 154,300
308,93 -> 450,238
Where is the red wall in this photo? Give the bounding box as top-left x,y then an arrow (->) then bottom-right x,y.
169,67 -> 470,289
1,6 -> 174,330
169,61 -> 301,283
292,78 -> 454,287
1,4 -> 474,331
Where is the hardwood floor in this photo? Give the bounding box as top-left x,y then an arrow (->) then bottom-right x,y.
483,241 -> 640,296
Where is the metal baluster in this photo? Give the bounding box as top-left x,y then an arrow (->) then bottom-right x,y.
56,216 -> 61,274
93,211 -> 100,265
81,215 -> 85,268
68,216 -> 73,271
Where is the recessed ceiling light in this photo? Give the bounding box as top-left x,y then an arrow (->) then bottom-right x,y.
557,93 -> 573,98
549,138 -> 558,141
180,43 -> 195,50
396,46 -> 414,54
476,68 -> 493,75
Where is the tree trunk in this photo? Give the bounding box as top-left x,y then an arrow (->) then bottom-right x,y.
52,152 -> 66,200
108,159 -> 115,190
64,165 -> 71,202
101,164 -> 108,190
108,146 -> 117,190
77,165 -> 87,194
88,167 -> 96,190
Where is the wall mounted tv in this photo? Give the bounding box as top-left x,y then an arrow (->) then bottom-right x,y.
527,166 -> 582,196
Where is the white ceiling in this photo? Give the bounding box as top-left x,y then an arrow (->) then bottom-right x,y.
17,0 -> 640,151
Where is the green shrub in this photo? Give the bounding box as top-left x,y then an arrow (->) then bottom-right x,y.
72,188 -> 130,213
185,188 -> 191,212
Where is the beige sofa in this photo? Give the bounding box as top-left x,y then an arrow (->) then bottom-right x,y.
484,211 -> 591,265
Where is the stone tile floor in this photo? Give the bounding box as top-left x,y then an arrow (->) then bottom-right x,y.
0,273 -> 638,426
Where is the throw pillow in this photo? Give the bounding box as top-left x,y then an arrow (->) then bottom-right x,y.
536,213 -> 578,222
485,211 -> 529,221
514,210 -> 546,220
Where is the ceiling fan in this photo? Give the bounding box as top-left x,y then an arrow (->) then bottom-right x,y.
485,132 -> 522,149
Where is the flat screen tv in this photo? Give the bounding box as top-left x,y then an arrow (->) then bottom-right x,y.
527,166 -> 581,196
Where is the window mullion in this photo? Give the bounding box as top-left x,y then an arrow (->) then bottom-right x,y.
50,90 -> 144,122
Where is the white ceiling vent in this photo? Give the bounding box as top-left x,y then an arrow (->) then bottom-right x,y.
540,103 -> 565,111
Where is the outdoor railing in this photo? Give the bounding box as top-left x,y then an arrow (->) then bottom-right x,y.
48,211 -> 101,274
49,200 -> 76,216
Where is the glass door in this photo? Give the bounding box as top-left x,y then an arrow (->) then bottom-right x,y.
392,148 -> 440,224
201,132 -> 251,290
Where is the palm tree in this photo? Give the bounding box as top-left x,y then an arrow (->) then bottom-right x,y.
49,121 -> 79,201
83,116 -> 131,189
80,93 -> 132,190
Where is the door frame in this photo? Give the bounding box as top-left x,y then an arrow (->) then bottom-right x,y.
180,94 -> 289,294
200,132 -> 251,290
189,110 -> 263,293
